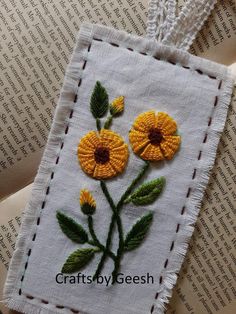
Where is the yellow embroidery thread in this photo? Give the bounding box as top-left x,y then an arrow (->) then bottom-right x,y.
78,129 -> 129,179
129,111 -> 181,161
110,96 -> 125,115
80,189 -> 96,215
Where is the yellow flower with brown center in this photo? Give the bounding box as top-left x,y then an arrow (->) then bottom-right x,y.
129,111 -> 181,161
80,189 -> 96,215
78,129 -> 129,179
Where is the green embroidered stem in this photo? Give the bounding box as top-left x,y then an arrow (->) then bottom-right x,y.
93,181 -> 117,279
94,162 -> 150,281
117,161 -> 150,212
112,161 -> 150,282
100,181 -> 116,212
104,115 -> 113,129
96,118 -> 101,131
87,215 -> 116,261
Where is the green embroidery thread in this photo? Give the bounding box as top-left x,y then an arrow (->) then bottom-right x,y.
57,81 -> 181,283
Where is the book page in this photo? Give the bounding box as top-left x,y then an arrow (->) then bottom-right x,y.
0,184 -> 32,314
167,88 -> 236,314
0,0 -> 149,199
178,0 -> 236,65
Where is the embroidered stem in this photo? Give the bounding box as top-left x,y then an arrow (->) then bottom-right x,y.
96,118 -> 101,131
117,161 -> 150,212
104,115 -> 113,129
94,162 -> 150,281
112,161 -> 150,282
87,216 -> 116,261
93,181 -> 118,279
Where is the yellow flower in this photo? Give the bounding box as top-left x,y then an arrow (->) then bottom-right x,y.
110,96 -> 125,115
129,111 -> 181,161
80,189 -> 96,215
78,129 -> 129,179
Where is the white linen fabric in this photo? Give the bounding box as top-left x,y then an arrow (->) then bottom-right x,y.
4,23 -> 233,314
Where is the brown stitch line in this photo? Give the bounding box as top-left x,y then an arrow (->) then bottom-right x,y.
208,117 -> 212,126
19,40 -> 91,301
196,69 -> 203,75
88,44 -> 91,52
198,151 -> 202,160
155,292 -> 159,299
69,110 -> 74,119
186,188 -> 191,198
56,305 -> 65,309
182,65 -> 190,69
176,224 -> 180,233
65,125 -> 69,134
203,134 -> 208,143
168,60 -> 176,65
208,74 -> 217,80
127,47 -> 134,51
192,168 -> 197,180
74,94 -> 78,103
159,276 -> 163,284
150,304 -> 155,313
181,206 -> 186,215
24,294 -> 80,314
82,60 -> 87,70
110,42 -> 119,47
164,259 -> 169,268
93,37 -> 103,42
214,96 -> 218,107
46,186 -> 50,195
170,241 -> 174,251
140,51 -> 148,56
218,80 -> 222,89
56,156 -> 60,164
27,249 -> 31,256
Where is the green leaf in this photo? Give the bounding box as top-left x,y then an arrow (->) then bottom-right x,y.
124,212 -> 153,251
125,177 -> 165,206
90,81 -> 109,118
62,248 -> 96,273
56,211 -> 88,243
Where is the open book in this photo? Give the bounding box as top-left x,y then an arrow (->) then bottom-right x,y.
0,0 -> 236,313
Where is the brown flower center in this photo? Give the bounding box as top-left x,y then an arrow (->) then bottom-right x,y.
94,146 -> 110,164
148,128 -> 163,145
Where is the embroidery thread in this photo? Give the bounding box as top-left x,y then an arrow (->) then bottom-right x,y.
57,81 -> 181,283
129,111 -> 181,161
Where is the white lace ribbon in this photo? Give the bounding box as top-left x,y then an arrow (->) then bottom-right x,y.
146,0 -> 217,51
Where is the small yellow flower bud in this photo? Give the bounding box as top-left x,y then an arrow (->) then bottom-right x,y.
110,96 -> 125,116
80,189 -> 96,215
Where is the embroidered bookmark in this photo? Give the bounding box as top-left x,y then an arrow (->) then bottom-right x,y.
4,23 -> 233,314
